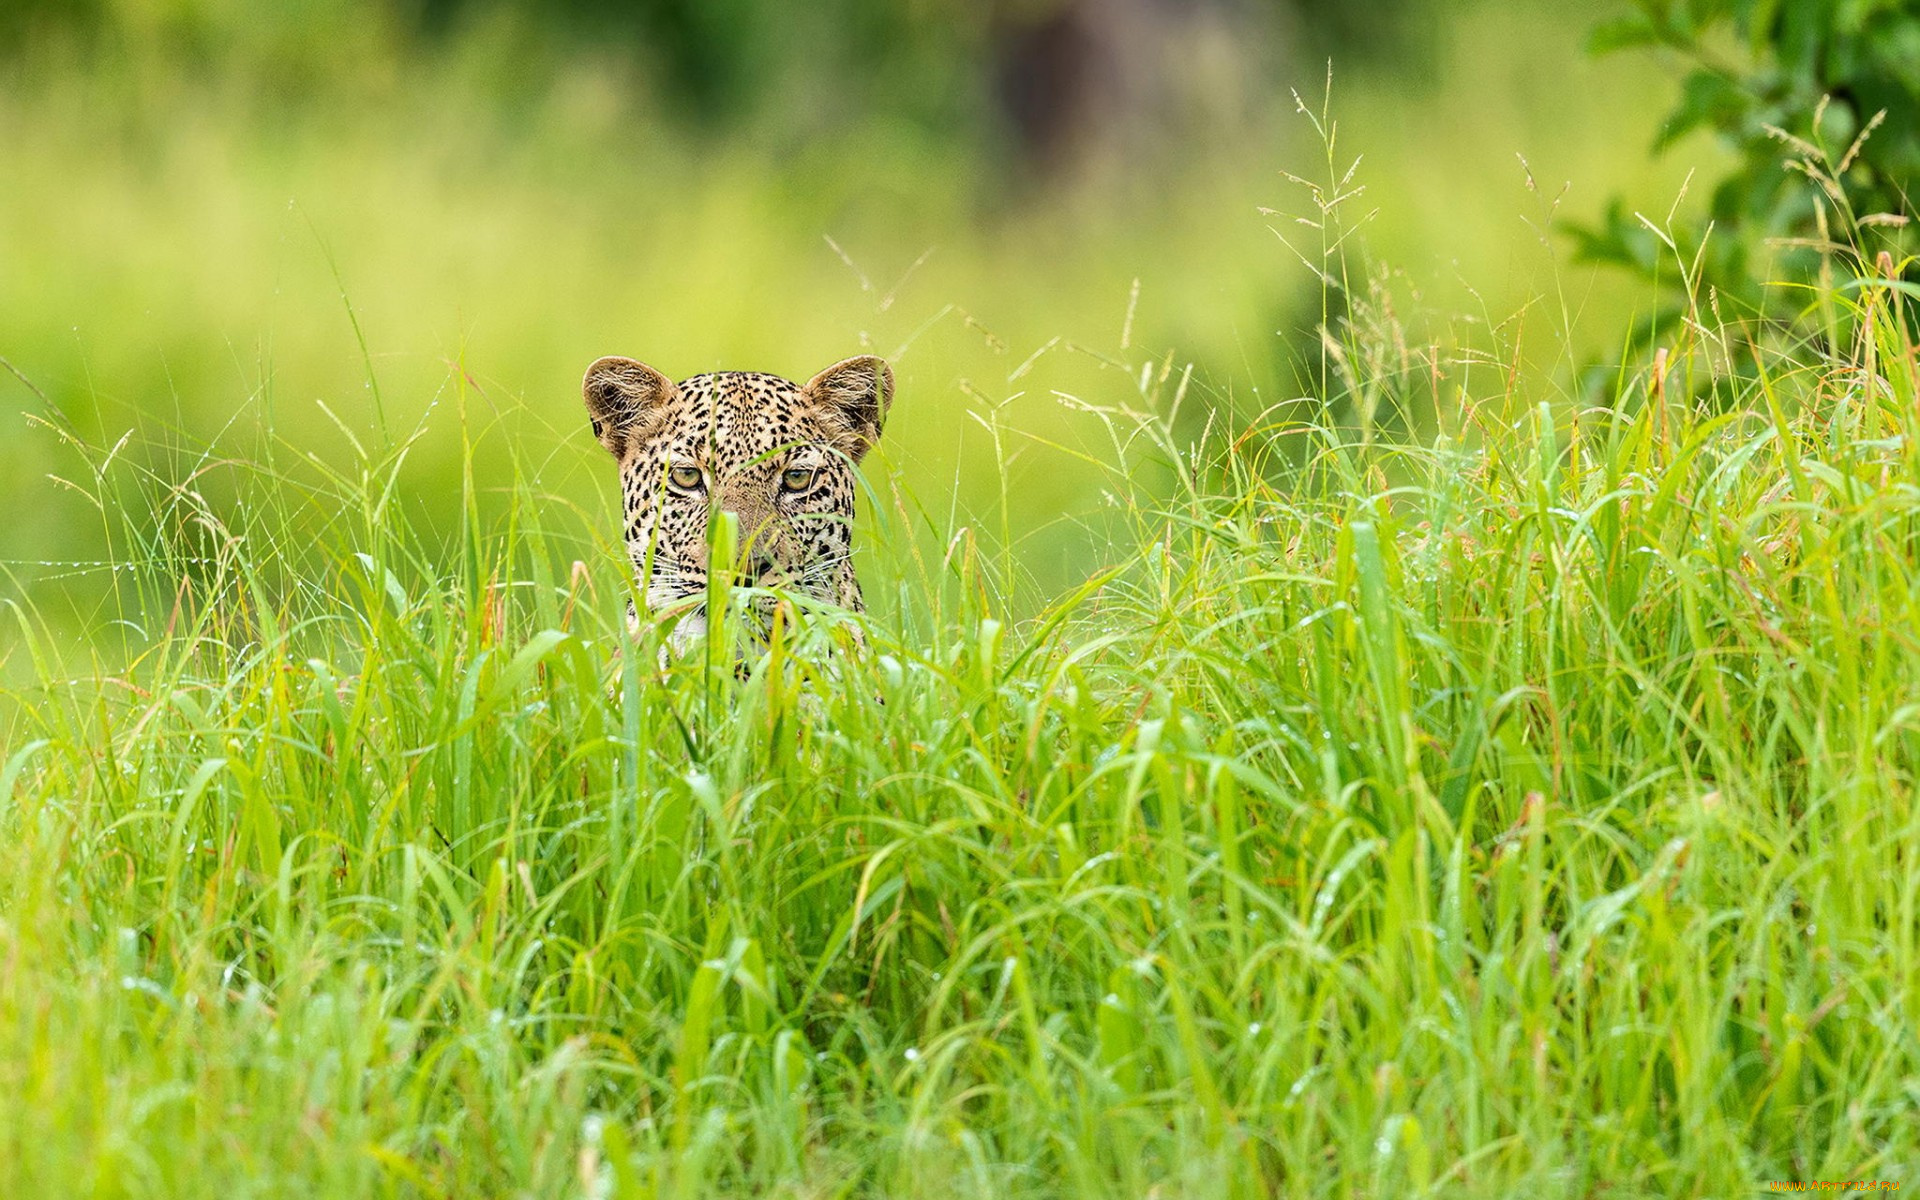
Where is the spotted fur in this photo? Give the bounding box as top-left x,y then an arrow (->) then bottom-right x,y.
581,354 -> 892,654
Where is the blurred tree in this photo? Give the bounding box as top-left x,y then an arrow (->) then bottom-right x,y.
0,0 -> 103,45
1,0 -> 1428,191
1573,0 -> 1919,340
0,0 -> 1427,206
987,0 -> 1288,184
402,0 -> 1294,185
1291,0 -> 1433,74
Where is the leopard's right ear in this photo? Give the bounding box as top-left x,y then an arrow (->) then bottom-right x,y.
582,356 -> 675,458
803,355 -> 893,462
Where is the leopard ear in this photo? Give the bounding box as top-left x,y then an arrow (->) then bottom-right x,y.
803,355 -> 893,462
582,356 -> 675,458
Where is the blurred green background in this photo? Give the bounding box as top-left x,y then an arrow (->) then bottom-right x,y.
0,0 -> 1714,626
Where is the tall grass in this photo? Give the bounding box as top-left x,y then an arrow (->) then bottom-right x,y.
4,179 -> 1920,1196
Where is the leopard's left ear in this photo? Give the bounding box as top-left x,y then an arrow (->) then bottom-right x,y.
803,355 -> 893,462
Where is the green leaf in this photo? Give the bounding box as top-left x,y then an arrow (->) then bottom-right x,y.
1588,13 -> 1662,55
1657,70 -> 1750,150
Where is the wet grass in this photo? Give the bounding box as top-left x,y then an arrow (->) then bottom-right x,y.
3,219 -> 1918,1195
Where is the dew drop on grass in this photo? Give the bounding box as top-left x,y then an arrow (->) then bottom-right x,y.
1374,1114 -> 1408,1160
903,1047 -> 920,1063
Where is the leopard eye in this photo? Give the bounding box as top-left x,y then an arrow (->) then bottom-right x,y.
780,467 -> 817,493
668,464 -> 704,491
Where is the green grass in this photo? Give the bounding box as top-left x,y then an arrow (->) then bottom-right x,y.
4,197 -> 1919,1195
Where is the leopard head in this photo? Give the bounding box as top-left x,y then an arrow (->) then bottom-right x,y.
582,354 -> 892,650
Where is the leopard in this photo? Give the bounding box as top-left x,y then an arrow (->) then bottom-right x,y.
581,353 -> 892,656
